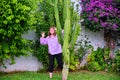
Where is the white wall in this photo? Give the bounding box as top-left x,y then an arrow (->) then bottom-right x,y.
78,27 -> 105,50
0,55 -> 43,72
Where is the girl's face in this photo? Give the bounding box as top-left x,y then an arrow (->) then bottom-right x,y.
50,28 -> 55,35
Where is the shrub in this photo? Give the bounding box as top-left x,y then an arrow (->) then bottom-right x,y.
87,47 -> 105,71
0,0 -> 38,67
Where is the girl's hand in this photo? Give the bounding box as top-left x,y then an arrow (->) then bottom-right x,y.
41,32 -> 45,38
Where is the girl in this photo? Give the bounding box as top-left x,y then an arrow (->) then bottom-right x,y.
40,27 -> 63,78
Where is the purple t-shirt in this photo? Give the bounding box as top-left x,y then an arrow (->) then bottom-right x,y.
40,35 -> 62,55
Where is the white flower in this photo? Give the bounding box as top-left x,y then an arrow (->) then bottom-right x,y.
80,19 -> 84,22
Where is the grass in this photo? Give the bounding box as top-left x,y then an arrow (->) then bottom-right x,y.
0,71 -> 119,80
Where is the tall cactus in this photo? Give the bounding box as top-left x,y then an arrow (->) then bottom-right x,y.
54,0 -> 63,45
53,0 -> 81,80
62,0 -> 71,80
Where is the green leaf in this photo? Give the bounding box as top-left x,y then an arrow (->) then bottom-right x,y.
12,0 -> 17,4
15,19 -> 19,23
6,15 -> 14,21
2,43 -> 10,53
3,20 -> 8,24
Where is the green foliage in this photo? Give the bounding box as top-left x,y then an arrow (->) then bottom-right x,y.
104,48 -> 110,60
114,49 -> 120,72
87,47 -> 105,71
0,0 -> 38,67
69,51 -> 79,71
86,47 -> 120,72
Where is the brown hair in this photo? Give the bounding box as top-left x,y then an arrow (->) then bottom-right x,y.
48,26 -> 57,36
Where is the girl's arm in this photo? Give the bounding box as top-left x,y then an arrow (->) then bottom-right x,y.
40,37 -> 48,45
40,32 -> 48,45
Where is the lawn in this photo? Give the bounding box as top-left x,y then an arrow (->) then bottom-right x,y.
0,71 -> 119,80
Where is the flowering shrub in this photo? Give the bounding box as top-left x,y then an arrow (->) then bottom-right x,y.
80,0 -> 120,31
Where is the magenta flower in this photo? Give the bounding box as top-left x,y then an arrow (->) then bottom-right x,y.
93,17 -> 99,22
112,24 -> 118,30
99,13 -> 104,17
81,0 -> 120,31
101,22 -> 107,27
88,17 -> 92,21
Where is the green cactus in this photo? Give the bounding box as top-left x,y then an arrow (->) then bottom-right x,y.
70,14 -> 81,50
54,0 -> 63,45
53,0 -> 81,80
62,0 -> 71,79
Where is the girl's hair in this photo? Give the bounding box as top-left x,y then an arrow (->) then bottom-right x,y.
48,26 -> 57,36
